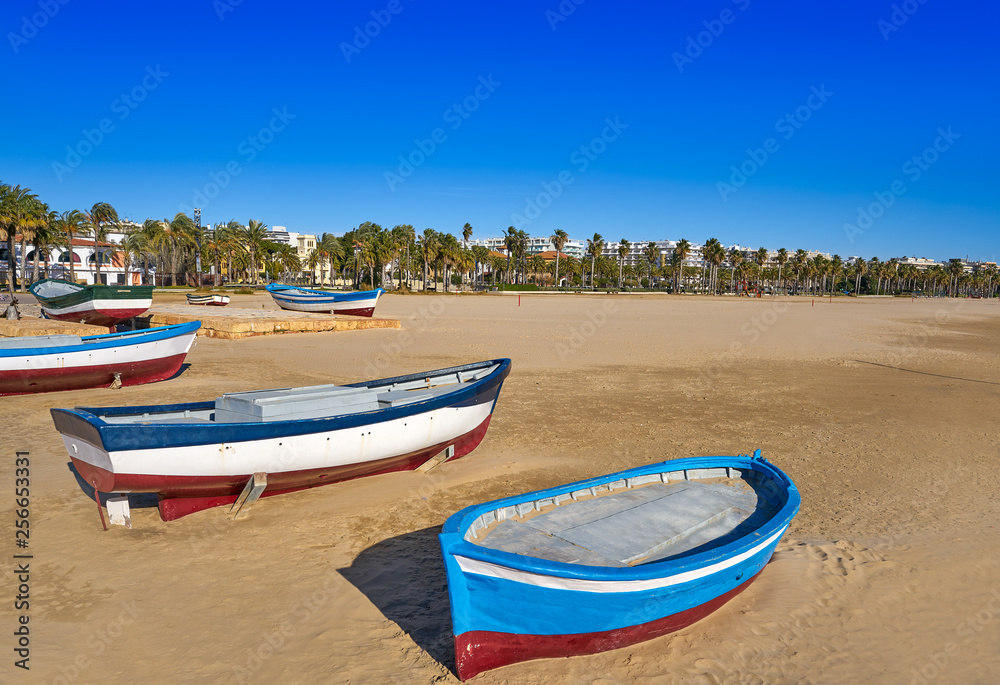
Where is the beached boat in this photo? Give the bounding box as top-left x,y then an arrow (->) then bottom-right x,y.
186,293 -> 230,306
438,451 -> 800,679
0,321 -> 200,396
29,278 -> 154,326
51,358 -> 511,522
265,284 -> 384,316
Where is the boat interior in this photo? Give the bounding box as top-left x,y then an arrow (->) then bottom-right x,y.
464,466 -> 786,567
31,280 -> 81,297
97,364 -> 500,425
0,334 -> 84,350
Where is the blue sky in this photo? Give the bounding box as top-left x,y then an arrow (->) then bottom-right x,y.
2,0 -> 997,260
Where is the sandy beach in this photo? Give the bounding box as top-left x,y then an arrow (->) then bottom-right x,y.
3,292 -> 999,684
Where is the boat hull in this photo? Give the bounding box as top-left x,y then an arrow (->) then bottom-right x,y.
453,569 -> 761,680
266,285 -> 384,317
30,280 -> 154,326
438,454 -> 799,679
51,359 -> 509,520
186,294 -> 229,306
0,322 -> 199,396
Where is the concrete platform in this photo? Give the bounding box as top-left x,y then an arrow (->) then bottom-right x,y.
138,304 -> 401,339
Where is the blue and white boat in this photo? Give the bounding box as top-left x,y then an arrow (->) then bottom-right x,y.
438,451 -> 800,679
265,284 -> 385,317
0,321 -> 199,396
50,359 -> 510,522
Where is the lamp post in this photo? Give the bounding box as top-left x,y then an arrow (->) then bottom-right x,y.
193,208 -> 202,287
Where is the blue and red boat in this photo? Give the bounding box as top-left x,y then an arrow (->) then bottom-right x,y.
265,284 -> 384,317
438,451 -> 799,679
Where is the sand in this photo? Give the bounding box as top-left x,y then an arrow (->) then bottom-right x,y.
2,292 -> 999,684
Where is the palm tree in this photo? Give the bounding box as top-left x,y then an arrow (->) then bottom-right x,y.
48,209 -> 88,283
586,233 -> 604,289
418,229 -> 438,290
551,229 -> 568,288
829,255 -> 843,295
83,202 -> 120,285
754,247 -> 769,293
729,247 -> 744,294
775,248 -> 789,296
673,239 -> 691,293
616,239 -> 631,288
702,238 -> 724,294
643,241 -> 659,288
462,222 -> 473,247
236,219 -> 268,285
0,184 -> 44,292
30,209 -> 61,281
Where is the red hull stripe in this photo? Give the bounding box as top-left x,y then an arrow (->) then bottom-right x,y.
0,352 -> 188,396
454,569 -> 762,680
73,414 -> 494,521
335,306 -> 375,317
47,306 -> 151,327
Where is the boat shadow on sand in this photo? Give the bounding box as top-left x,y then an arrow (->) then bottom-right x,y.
338,526 -> 456,673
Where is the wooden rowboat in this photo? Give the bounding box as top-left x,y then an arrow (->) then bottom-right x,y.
438,451 -> 800,679
29,278 -> 153,326
51,359 -> 511,523
0,321 -> 199,396
186,293 -> 230,306
265,284 -> 384,316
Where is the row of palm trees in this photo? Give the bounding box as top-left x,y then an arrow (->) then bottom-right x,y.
2,181 -> 994,297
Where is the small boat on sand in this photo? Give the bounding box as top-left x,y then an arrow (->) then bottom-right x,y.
29,278 -> 153,326
51,359 -> 510,522
265,284 -> 384,316
186,293 -> 230,306
438,451 -> 800,679
0,321 -> 199,396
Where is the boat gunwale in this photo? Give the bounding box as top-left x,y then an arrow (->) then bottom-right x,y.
439,454 -> 799,583
50,358 -> 511,452
0,321 -> 201,358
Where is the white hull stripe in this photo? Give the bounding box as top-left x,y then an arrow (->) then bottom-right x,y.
0,331 -> 195,372
454,526 -> 788,593
42,298 -> 153,315
73,402 -> 491,478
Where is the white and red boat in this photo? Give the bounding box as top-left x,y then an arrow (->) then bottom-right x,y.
0,321 -> 199,396
50,359 -> 510,522
186,293 -> 230,306
29,278 -> 153,326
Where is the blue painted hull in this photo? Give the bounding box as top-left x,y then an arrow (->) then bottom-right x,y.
439,453 -> 799,678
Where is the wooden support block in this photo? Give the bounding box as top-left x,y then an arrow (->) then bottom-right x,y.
416,445 -> 455,473
230,472 -> 267,520
107,495 -> 132,529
